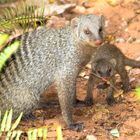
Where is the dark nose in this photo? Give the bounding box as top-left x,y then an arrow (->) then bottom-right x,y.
95,40 -> 103,45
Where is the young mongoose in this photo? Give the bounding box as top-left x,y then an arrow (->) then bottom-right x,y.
85,43 -> 140,106
0,14 -> 105,131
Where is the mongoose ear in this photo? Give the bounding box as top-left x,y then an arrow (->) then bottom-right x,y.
71,17 -> 79,28
100,15 -> 105,27
110,58 -> 117,67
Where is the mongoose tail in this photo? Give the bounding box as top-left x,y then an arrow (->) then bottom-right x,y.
124,57 -> 140,68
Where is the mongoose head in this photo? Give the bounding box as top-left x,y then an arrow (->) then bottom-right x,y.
92,59 -> 117,79
71,14 -> 105,47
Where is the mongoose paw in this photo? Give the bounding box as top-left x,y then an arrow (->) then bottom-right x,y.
69,123 -> 83,131
84,98 -> 94,106
123,86 -> 131,93
73,99 -> 85,107
22,113 -> 36,121
38,100 -> 59,108
106,97 -> 116,106
97,82 -> 109,89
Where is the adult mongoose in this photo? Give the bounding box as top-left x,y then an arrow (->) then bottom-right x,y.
85,43 -> 140,106
0,14 -> 105,131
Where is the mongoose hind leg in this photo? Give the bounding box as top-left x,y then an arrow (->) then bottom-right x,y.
118,66 -> 130,93
8,87 -> 40,120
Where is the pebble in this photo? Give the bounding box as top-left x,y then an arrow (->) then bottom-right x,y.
84,76 -> 89,80
127,37 -> 136,43
86,64 -> 91,69
136,39 -> 140,44
116,37 -> 126,43
86,135 -> 97,140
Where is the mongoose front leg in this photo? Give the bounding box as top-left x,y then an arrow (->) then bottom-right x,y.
84,73 -> 96,106
106,78 -> 116,105
55,73 -> 83,131
118,66 -> 130,93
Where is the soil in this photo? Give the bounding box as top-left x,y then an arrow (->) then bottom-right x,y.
1,0 -> 140,139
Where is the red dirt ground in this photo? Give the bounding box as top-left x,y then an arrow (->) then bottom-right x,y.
2,0 -> 140,139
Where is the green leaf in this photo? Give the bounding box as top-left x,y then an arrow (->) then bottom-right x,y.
0,1 -> 46,33
37,128 -> 43,137
0,33 -> 9,46
11,112 -> 23,130
15,130 -> 22,140
27,130 -> 33,140
136,87 -> 140,101
5,109 -> 13,131
5,131 -> 12,140
110,128 -> 120,138
42,127 -> 48,140
0,40 -> 20,72
0,110 -> 8,131
32,129 -> 37,140
11,130 -> 17,138
56,125 -> 63,140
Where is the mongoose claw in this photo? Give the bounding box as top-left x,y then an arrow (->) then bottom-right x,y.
69,123 -> 83,131
106,96 -> 116,106
84,98 -> 94,106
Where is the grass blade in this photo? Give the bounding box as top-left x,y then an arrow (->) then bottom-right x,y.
0,33 -> 9,46
5,131 -> 12,140
15,130 -> 22,140
43,127 -> 48,140
11,112 -> 23,131
37,128 -> 43,137
5,109 -> 13,131
56,125 -> 63,140
27,130 -> 32,140
0,110 -> 8,131
32,129 -> 37,140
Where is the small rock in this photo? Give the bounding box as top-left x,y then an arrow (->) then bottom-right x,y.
84,76 -> 89,80
105,20 -> 109,27
124,28 -> 128,32
86,64 -> 91,69
136,56 -> 140,61
86,135 -> 97,140
72,6 -> 86,14
121,20 -> 128,28
83,129 -> 87,132
79,71 -> 86,77
127,37 -> 136,43
116,38 -> 126,43
136,39 -> 140,44
86,8 -> 96,14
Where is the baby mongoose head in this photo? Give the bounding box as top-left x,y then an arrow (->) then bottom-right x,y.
92,59 -> 117,79
71,14 -> 105,47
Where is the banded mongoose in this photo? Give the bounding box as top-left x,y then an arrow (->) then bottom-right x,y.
85,43 -> 140,106
0,14 -> 105,131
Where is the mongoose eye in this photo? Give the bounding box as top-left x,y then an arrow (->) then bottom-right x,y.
97,70 -> 101,75
84,29 -> 91,35
108,68 -> 112,73
99,27 -> 102,33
